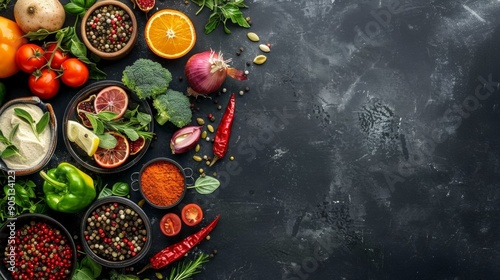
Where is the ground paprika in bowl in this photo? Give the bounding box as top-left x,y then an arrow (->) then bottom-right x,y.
132,158 -> 192,209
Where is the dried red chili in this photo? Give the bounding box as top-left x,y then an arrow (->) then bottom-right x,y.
209,93 -> 236,166
137,215 -> 220,274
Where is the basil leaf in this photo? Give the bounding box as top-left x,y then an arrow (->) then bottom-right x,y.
36,112 -> 50,135
71,0 -> 85,8
121,128 -> 138,141
83,0 -> 96,9
98,187 -> 113,199
137,111 -> 152,126
98,133 -> 117,149
96,111 -> 118,121
24,29 -> 54,41
111,182 -> 130,197
0,129 -> 9,145
81,255 -> 102,278
14,108 -> 34,124
64,2 -> 85,15
1,146 -> 19,159
189,176 -> 220,194
9,123 -> 19,142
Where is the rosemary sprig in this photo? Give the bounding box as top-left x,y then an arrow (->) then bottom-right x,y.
168,253 -> 211,280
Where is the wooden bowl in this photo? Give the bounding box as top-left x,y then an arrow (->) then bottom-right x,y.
80,0 -> 138,60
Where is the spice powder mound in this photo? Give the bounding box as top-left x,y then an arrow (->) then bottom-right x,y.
141,161 -> 185,206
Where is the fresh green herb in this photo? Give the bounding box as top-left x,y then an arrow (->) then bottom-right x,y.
23,17 -> 106,80
122,59 -> 173,99
168,253 -> 211,280
187,175 -> 220,194
191,0 -> 250,34
14,108 -> 49,142
72,255 -> 102,280
85,107 -> 153,147
0,0 -> 10,11
0,178 -> 47,227
63,0 -> 96,16
96,177 -> 130,199
0,125 -> 24,159
109,270 -> 140,280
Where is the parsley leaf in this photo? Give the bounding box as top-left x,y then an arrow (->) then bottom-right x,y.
191,0 -> 250,34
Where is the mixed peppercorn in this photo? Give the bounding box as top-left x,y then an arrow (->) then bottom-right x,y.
83,202 -> 147,262
84,4 -> 134,53
3,220 -> 74,280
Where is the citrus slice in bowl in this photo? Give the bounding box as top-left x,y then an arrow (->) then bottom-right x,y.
145,9 -> 196,59
94,86 -> 128,119
67,120 -> 100,156
93,132 -> 130,168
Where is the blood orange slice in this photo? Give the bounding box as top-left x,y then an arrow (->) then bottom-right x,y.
93,132 -> 130,168
94,86 -> 129,119
129,135 -> 145,155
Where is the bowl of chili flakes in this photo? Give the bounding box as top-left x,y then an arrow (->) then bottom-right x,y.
131,157 -> 193,209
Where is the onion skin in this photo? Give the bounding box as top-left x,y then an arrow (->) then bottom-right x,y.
170,126 -> 202,154
185,50 -> 247,96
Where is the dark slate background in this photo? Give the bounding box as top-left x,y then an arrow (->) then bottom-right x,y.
2,0 -> 500,279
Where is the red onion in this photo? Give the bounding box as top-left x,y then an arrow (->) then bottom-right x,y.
170,126 -> 202,154
185,50 -> 247,96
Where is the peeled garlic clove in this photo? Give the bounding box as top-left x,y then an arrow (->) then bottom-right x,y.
259,44 -> 271,53
170,126 -> 203,154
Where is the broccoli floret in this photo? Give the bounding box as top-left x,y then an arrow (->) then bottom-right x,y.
122,59 -> 172,99
152,90 -> 192,127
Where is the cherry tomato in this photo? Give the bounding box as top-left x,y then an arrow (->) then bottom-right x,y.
43,43 -> 68,69
0,16 -> 27,78
181,203 -> 203,226
160,213 -> 182,236
60,58 -> 89,87
15,44 -> 46,73
28,69 -> 60,99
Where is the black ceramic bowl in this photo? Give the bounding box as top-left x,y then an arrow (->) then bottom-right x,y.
63,80 -> 153,173
131,157 -> 193,209
0,214 -> 77,279
80,196 -> 152,268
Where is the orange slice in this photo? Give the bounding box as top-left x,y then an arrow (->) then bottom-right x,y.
144,9 -> 196,59
93,132 -> 130,168
94,86 -> 128,120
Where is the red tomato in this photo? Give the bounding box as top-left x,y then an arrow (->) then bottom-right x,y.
15,44 -> 46,73
43,43 -> 68,69
181,203 -> 203,226
60,58 -> 89,87
28,69 -> 60,99
160,213 -> 182,236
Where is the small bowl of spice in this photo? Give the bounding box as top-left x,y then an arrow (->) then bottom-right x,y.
80,0 -> 138,60
80,196 -> 152,268
131,158 -> 193,209
0,96 -> 57,176
0,214 -> 77,279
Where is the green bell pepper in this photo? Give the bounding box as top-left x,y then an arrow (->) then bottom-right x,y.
39,162 -> 96,213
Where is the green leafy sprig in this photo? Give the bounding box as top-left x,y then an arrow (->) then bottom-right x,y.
191,0 -> 250,34
187,175 -> 220,194
85,106 -> 153,148
0,179 -> 47,227
168,253 -> 211,280
72,255 -> 102,280
0,125 -> 23,159
14,108 -> 49,142
0,0 -> 10,11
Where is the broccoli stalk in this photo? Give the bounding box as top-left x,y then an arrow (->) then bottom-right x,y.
152,90 -> 192,127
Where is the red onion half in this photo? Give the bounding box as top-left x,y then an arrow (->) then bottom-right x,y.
170,126 -> 202,154
185,50 -> 247,96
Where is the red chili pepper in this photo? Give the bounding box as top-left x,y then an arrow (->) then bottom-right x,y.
137,215 -> 220,274
210,93 -> 236,166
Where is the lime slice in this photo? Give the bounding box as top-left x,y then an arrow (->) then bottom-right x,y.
67,120 -> 100,156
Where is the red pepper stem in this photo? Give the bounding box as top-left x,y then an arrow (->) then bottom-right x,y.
209,156 -> 220,167
136,263 -> 152,275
